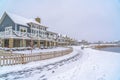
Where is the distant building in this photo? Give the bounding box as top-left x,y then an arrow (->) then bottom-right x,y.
78,40 -> 89,45
0,12 -> 77,48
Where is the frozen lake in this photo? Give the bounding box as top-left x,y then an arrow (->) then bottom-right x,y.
100,47 -> 120,53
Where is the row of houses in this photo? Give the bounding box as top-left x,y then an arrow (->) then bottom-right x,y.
0,12 -> 77,49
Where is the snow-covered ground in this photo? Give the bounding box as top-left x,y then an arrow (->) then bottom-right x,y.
0,46 -> 120,80
12,47 -> 69,54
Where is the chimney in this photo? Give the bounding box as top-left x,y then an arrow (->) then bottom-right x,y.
35,17 -> 41,23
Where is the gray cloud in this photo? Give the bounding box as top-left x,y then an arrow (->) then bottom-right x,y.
0,0 -> 120,41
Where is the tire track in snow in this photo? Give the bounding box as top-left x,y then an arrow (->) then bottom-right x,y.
0,53 -> 81,80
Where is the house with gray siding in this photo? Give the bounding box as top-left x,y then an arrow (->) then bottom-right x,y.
0,12 -> 77,49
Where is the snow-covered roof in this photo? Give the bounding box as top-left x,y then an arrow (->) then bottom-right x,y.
4,12 -> 47,27
62,35 -> 67,37
6,12 -> 30,26
47,31 -> 58,34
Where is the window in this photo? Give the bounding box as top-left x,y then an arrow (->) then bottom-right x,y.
5,26 -> 12,35
44,28 -> 46,31
20,26 -> 27,33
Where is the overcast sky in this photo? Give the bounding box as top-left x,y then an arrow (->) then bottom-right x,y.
0,0 -> 120,42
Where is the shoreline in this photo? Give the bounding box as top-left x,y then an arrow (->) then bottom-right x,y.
94,44 -> 120,49
89,45 -> 120,54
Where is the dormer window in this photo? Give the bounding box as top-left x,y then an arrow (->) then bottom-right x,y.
20,26 -> 27,33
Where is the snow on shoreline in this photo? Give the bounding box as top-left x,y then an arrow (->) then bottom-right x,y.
0,46 -> 120,80
79,48 -> 120,80
49,46 -> 120,80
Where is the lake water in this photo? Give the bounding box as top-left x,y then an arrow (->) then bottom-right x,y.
100,47 -> 120,53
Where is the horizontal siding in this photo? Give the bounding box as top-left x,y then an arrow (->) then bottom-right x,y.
0,14 -> 15,31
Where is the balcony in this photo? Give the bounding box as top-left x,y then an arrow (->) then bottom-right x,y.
0,30 -> 58,41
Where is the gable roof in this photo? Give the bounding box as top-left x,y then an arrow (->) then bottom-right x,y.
0,12 -> 47,27
7,12 -> 30,26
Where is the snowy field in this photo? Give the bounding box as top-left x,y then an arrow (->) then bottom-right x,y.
0,46 -> 120,80
12,47 -> 69,54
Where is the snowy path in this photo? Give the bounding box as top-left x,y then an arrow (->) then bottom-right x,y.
49,47 -> 120,80
1,46 -> 120,80
0,50 -> 82,80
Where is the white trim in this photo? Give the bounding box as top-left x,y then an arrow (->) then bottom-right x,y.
0,12 -> 6,24
15,23 -> 17,31
5,26 -> 12,36
0,12 -> 15,25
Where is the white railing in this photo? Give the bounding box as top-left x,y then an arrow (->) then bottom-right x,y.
13,31 -> 27,37
0,31 -> 13,38
0,30 -> 58,41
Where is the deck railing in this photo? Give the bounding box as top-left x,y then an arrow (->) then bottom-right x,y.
0,47 -> 73,66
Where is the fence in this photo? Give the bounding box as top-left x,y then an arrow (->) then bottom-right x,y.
0,47 -> 73,66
